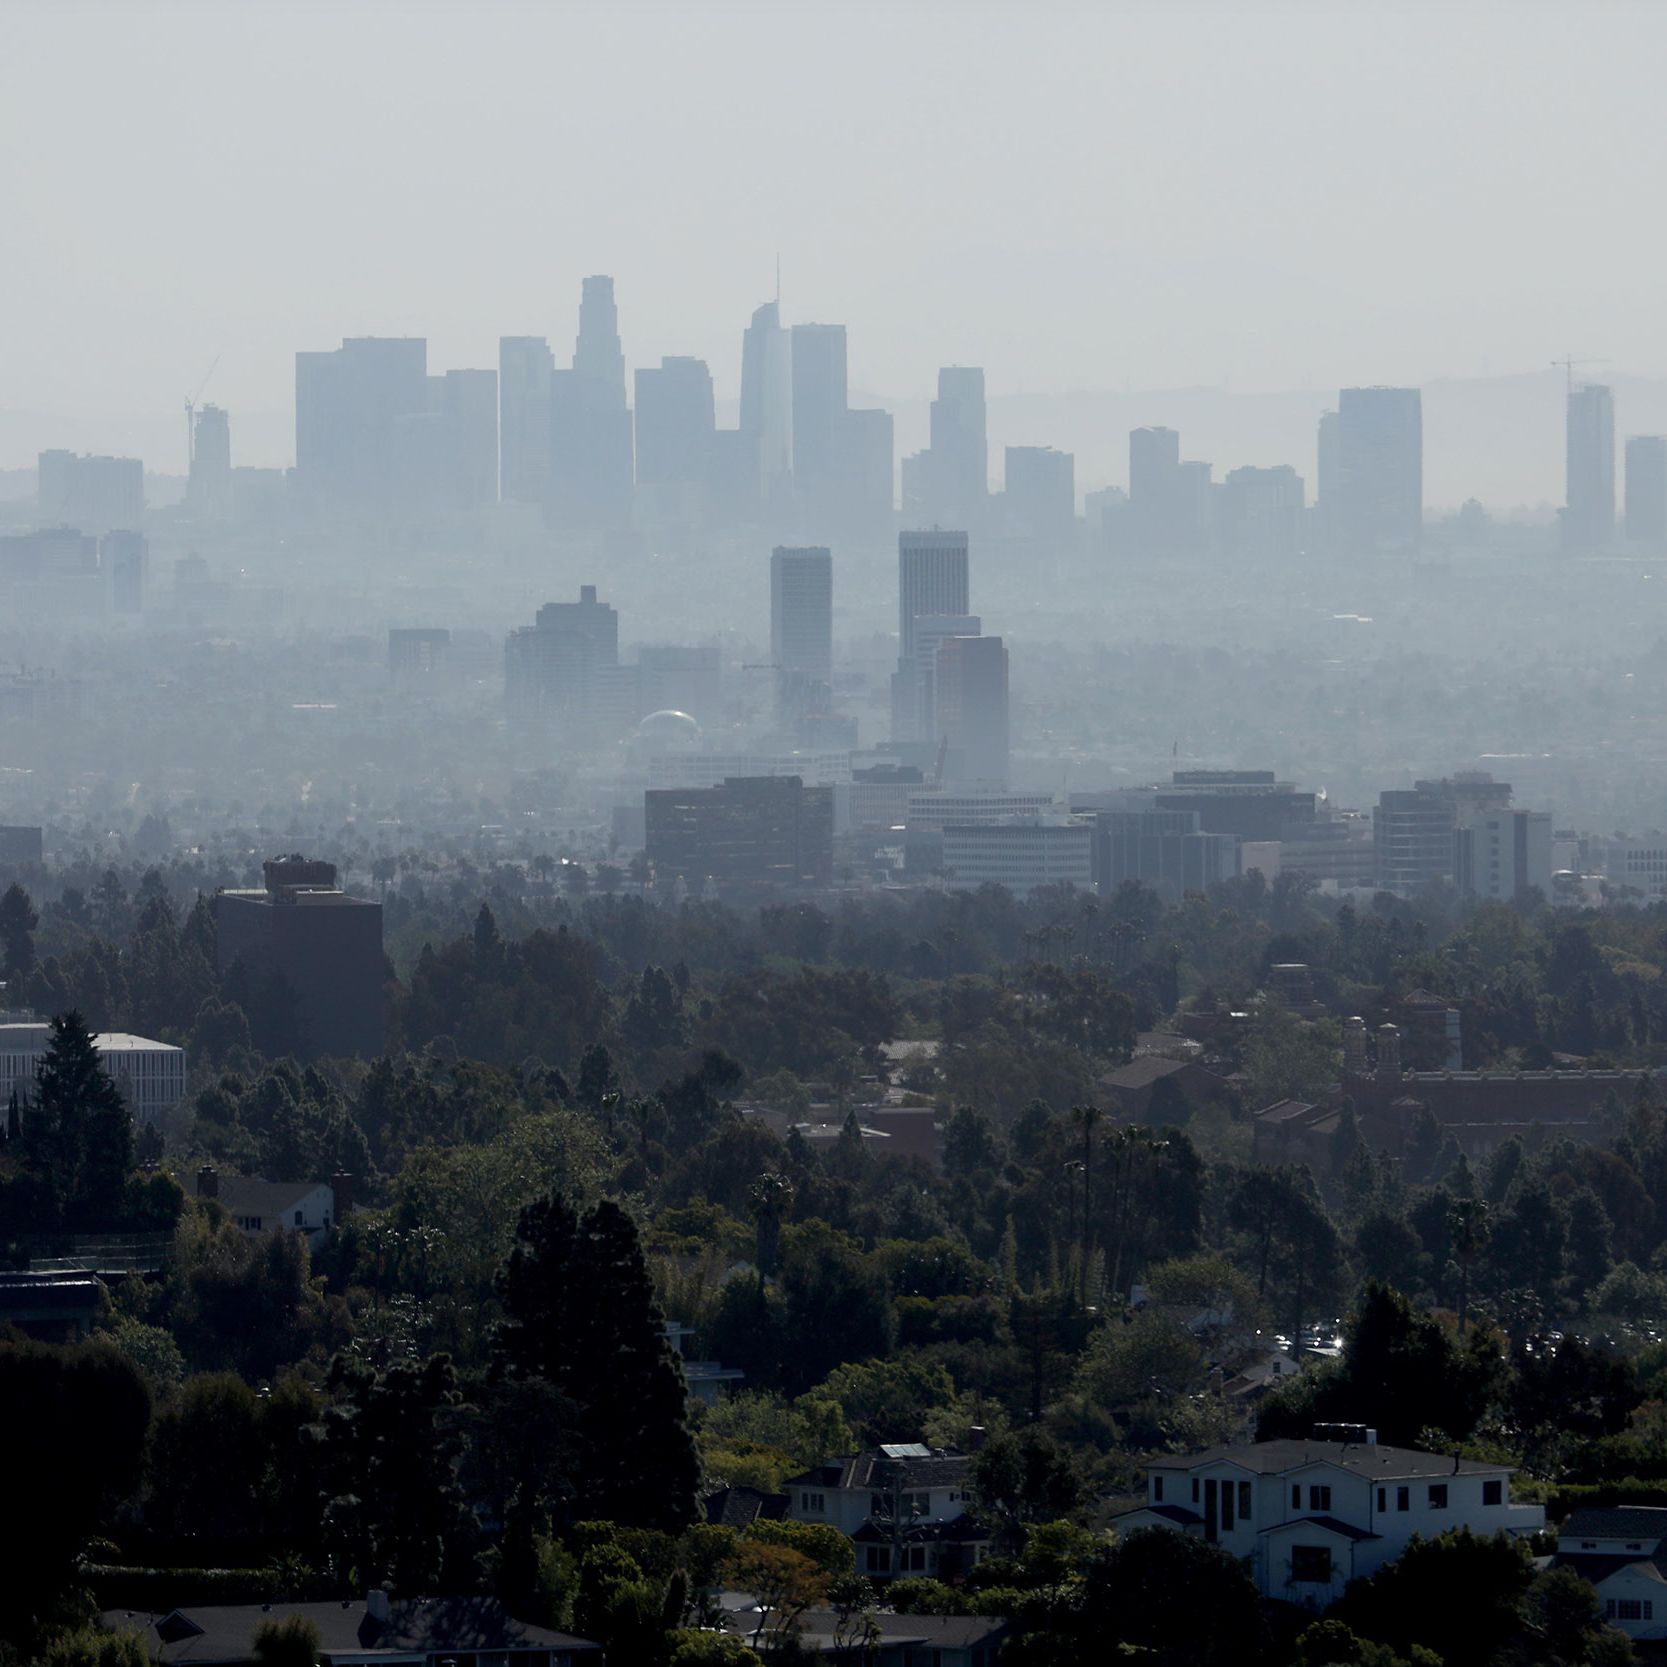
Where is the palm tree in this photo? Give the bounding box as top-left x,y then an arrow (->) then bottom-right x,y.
1071,1104 -> 1102,1300
1448,1197 -> 1492,1336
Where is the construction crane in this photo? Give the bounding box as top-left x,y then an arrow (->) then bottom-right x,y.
1552,354 -> 1608,398
183,354 -> 220,475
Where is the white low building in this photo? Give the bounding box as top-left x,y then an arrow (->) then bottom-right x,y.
0,1023 -> 187,1123
940,816 -> 1094,898
1552,1506 -> 1667,1642
1116,1433 -> 1543,1609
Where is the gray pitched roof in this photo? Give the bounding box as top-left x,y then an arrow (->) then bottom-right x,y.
213,1177 -> 328,1221
1562,1506 -> 1667,1542
783,1447 -> 972,1492
1152,1439 -> 1510,1480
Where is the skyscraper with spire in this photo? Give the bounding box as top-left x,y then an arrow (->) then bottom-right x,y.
740,300 -> 793,507
549,275 -> 634,530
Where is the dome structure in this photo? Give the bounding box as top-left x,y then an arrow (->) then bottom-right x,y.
634,709 -> 703,753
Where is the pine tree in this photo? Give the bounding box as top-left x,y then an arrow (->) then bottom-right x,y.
0,882 -> 39,981
495,1193 -> 699,1532
29,1010 -> 132,1226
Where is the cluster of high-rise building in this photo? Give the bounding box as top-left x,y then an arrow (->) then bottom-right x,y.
1561,381 -> 1667,553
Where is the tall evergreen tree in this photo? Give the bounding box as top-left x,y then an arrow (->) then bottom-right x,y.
496,1193 -> 699,1531
0,882 -> 39,981
26,1010 -> 132,1226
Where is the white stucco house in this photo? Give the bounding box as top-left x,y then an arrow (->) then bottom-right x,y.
783,1444 -> 992,1580
1551,1506 -> 1667,1642
1115,1432 -> 1543,1609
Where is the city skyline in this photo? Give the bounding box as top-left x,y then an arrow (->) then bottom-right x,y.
9,0 -> 1667,504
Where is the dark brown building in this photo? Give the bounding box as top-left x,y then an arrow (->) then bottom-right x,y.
645,775 -> 833,891
213,859 -> 385,1059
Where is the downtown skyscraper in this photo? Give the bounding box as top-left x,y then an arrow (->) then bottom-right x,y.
1565,382 -> 1616,553
550,276 -> 634,530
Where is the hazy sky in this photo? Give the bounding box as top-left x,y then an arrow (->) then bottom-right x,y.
6,0 -> 1667,480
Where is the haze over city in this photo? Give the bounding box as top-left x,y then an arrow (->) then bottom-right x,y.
12,8 -> 1667,1667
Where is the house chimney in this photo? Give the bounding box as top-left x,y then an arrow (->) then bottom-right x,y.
1375,1024 -> 1402,1084
1342,1017 -> 1368,1078
331,1171 -> 353,1226
196,1165 -> 218,1198
366,1590 -> 390,1624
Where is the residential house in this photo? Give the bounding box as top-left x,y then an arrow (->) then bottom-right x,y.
104,1593 -> 599,1666
783,1444 -> 991,1579
1551,1505 -> 1667,1643
1114,1434 -> 1542,1609
195,1166 -> 351,1250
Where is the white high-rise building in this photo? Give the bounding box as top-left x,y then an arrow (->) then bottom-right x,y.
770,545 -> 833,722
499,336 -> 554,503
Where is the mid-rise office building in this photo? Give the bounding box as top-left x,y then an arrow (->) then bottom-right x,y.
0,1024 -> 187,1124
646,775 -> 834,890
1337,386 -> 1422,554
1003,446 -> 1075,540
505,585 -> 625,739
770,546 -> 833,723
897,530 -> 970,664
37,450 -> 144,533
1079,804 -> 1241,902
1454,808 -> 1553,902
1565,383 -> 1616,553
935,633 -> 1009,786
1375,785 -> 1460,893
941,817 -> 1094,897
499,335 -> 554,504
1155,770 -> 1317,842
213,859 -> 384,1060
1625,435 -> 1667,545
843,407 -> 895,531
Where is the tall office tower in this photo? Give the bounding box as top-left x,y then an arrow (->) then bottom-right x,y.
906,612 -> 981,743
1626,435 -> 1667,545
634,357 -> 716,491
294,336 -> 428,513
1315,408 -> 1342,547
770,545 -> 834,722
791,323 -> 848,520
1564,383 -> 1616,553
36,451 -> 144,533
931,367 -> 989,524
740,300 -> 793,505
499,336 -> 554,503
187,404 -> 232,512
549,276 -> 634,530
1336,386 -> 1422,555
1129,426 -> 1181,554
574,274 -> 628,409
844,407 -> 895,532
894,529 -> 971,741
935,633 -> 1010,786
1003,445 -> 1075,540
